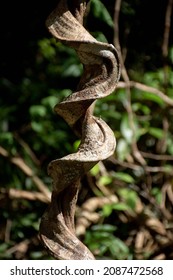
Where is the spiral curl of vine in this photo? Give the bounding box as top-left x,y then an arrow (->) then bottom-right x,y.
39,0 -> 120,260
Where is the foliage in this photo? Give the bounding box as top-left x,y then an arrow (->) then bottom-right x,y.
0,0 -> 173,260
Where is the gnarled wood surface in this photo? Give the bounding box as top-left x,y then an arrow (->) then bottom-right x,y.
39,0 -> 120,260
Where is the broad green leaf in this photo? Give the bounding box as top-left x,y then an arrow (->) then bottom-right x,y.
140,91 -> 164,105
98,175 -> 112,185
102,204 -> 113,217
113,172 -> 135,183
118,188 -> 138,210
30,105 -> 46,117
42,96 -> 57,108
112,202 -> 130,211
148,127 -> 164,139
102,202 -> 130,215
91,0 -> 114,27
31,121 -> 43,133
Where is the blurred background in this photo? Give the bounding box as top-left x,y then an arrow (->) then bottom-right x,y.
0,0 -> 173,259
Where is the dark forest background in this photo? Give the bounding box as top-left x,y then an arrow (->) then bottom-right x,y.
0,0 -> 173,259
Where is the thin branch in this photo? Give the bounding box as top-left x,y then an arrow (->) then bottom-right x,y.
0,146 -> 51,200
114,0 -> 129,83
14,132 -> 40,166
148,240 -> 173,260
117,81 -> 173,106
108,156 -> 173,174
1,188 -> 50,203
113,0 -> 146,165
76,195 -> 118,236
5,219 -> 12,243
162,0 -> 173,58
140,151 -> 173,161
6,239 -> 30,255
162,0 -> 173,89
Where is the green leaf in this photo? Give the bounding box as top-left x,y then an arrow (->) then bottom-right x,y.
98,175 -> 112,185
38,38 -> 56,60
0,243 -> 8,253
102,204 -> 113,217
41,96 -> 57,109
148,127 -> 164,139
90,163 -> 100,176
30,251 -> 44,260
120,114 -> 133,144
30,105 -> 47,117
110,238 -> 129,259
113,172 -> 135,183
102,202 -> 130,217
73,139 -> 81,151
63,64 -> 82,77
92,32 -> 108,43
140,91 -> 164,105
151,187 -> 162,204
31,121 -> 44,133
116,138 -> 130,161
91,0 -> 114,28
118,188 -> 138,210
0,132 -> 13,144
132,102 -> 151,115
112,202 -> 130,211
167,137 -> 173,155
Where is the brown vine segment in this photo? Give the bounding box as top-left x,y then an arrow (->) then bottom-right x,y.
39,0 -> 120,260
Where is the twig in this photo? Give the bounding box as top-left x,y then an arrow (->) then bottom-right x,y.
162,0 -> 173,58
140,151 -> 173,161
113,0 -> 146,165
5,219 -> 12,243
6,239 -> 30,255
145,166 -> 173,174
162,0 -> 173,89
76,195 -> 118,236
14,132 -> 40,166
148,240 -> 173,259
117,81 -> 173,106
0,188 -> 50,203
0,146 -> 51,200
108,156 -> 173,174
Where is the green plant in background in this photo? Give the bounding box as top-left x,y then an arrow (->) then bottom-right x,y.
0,0 -> 173,260
85,224 -> 131,260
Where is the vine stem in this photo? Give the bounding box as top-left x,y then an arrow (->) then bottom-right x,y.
39,0 -> 120,260
113,0 -> 146,165
162,0 -> 173,89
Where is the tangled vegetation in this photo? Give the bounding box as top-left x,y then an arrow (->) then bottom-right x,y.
0,0 -> 173,259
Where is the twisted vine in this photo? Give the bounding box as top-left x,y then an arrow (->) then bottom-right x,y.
39,0 -> 120,260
